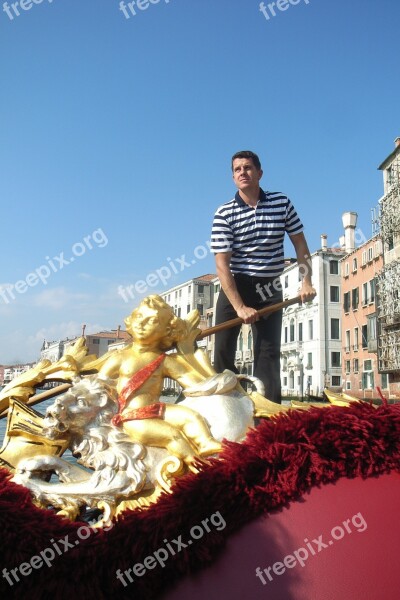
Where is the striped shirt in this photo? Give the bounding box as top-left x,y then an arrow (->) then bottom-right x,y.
210,189 -> 303,277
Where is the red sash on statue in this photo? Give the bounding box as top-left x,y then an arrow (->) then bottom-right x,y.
112,353 -> 166,427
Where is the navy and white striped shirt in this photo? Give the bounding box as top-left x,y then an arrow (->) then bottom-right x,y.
210,189 -> 303,277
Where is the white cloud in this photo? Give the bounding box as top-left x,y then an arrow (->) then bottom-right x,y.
32,288 -> 90,310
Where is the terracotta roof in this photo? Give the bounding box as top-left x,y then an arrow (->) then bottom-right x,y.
193,274 -> 217,282
87,330 -> 131,340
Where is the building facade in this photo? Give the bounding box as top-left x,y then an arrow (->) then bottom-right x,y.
376,138 -> 400,386
280,240 -> 346,398
340,235 -> 386,398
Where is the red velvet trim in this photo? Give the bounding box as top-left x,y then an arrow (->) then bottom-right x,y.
1,402 -> 400,599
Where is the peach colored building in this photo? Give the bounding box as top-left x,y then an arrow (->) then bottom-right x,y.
340,235 -> 387,399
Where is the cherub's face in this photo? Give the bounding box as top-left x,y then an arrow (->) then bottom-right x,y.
129,305 -> 171,346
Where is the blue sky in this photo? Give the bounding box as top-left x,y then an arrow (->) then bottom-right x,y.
0,0 -> 399,364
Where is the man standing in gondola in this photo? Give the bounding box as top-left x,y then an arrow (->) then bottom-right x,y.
210,150 -> 316,404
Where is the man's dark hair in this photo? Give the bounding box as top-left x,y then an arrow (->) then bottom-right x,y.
231,150 -> 261,171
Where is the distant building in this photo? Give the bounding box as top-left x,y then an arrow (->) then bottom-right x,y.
40,340 -> 66,363
63,326 -> 131,358
376,137 -> 400,385
340,233 -> 387,399
161,274 -> 216,391
2,363 -> 36,385
280,236 -> 346,398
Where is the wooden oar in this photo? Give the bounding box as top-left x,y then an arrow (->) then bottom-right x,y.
197,295 -> 302,340
0,383 -> 71,420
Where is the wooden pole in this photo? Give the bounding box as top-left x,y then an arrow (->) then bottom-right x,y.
197,295 -> 302,340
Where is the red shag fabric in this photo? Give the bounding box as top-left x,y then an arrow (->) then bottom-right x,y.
1,402 -> 400,600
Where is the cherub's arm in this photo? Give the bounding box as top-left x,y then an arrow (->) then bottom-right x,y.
98,351 -> 124,380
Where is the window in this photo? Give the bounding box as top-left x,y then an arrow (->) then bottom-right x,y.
354,327 -> 359,351
214,284 -> 220,293
248,330 -> 253,350
362,371 -> 374,390
346,381 -> 351,390
362,325 -> 368,348
330,260 -> 339,274
362,282 -> 368,306
345,360 -> 351,374
92,339 -> 100,345
197,304 -> 203,316
188,286 -> 191,294
343,292 -> 350,313
308,320 -> 313,340
177,307 -> 181,317
381,373 -> 389,389
369,279 -> 375,303
361,251 -> 367,266
197,284 -> 204,293
331,318 -> 340,340
290,319 -> 295,342
345,330 -> 351,352
306,352 -> 313,369
364,359 -> 372,371
239,332 -> 243,351
179,289 -> 182,297
283,377 -> 288,386
330,286 -> 339,302
353,358 -> 359,373
367,315 -> 377,341
175,291 -> 178,299
352,258 -> 357,272
344,262 -> 350,277
352,287 -> 359,310
284,275 -> 288,288
331,352 -> 341,367
374,240 -> 382,257
187,304 -> 191,313
332,375 -> 341,386
298,322 -> 303,342
368,247 -> 373,262
284,327 -> 288,343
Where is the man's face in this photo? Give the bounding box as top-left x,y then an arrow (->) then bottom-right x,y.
130,305 -> 171,345
232,158 -> 263,193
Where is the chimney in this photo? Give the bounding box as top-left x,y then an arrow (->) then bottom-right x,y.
342,212 -> 358,253
320,234 -> 327,251
395,137 -> 400,148
82,324 -> 86,337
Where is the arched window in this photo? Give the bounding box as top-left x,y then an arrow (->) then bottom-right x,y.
290,319 -> 295,342
239,331 -> 243,351
289,370 -> 294,389
248,329 -> 253,350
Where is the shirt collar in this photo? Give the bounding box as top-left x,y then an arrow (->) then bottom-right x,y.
234,188 -> 267,206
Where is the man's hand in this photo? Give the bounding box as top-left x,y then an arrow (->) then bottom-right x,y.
299,281 -> 317,303
236,304 -> 259,324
